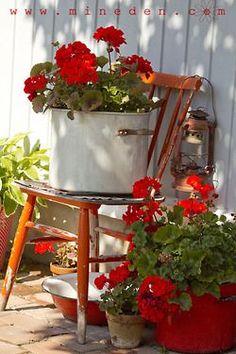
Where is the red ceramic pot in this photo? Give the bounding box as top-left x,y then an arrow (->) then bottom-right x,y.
156,284 -> 236,353
42,272 -> 107,326
52,294 -> 106,325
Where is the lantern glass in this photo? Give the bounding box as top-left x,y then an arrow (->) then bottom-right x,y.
171,109 -> 214,192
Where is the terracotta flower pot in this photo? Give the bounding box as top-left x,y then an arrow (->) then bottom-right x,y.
155,284 -> 236,353
50,262 -> 77,276
106,312 -> 145,349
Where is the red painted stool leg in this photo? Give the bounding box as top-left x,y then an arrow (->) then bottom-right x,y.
77,207 -> 90,344
0,194 -> 36,310
89,206 -> 100,272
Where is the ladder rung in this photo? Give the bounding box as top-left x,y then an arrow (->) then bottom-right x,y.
28,236 -> 72,244
89,255 -> 126,263
25,222 -> 78,241
95,227 -> 130,241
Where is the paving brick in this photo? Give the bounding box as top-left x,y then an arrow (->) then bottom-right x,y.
24,292 -> 53,306
7,295 -> 32,309
0,312 -> 49,328
49,332 -> 109,353
0,341 -> 27,353
0,323 -> 70,345
22,337 -> 83,354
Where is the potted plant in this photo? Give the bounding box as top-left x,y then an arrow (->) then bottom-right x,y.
123,175 -> 236,353
0,133 -> 49,269
23,26 -> 161,194
34,241 -> 77,275
94,261 -> 145,349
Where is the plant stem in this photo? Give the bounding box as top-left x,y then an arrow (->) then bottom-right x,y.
107,47 -> 112,73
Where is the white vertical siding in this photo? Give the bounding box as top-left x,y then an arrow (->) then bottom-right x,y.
0,0 -> 235,212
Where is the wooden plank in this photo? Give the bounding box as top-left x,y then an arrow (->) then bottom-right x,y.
74,0 -> 97,51
25,221 -> 78,241
95,226 -> 131,241
54,0 -> 76,43
29,0 -> 55,147
0,0 -> 16,137
118,0 -> 142,56
138,0 -> 165,71
7,0 -> 35,136
89,255 -> 126,263
211,0 -> 236,211
161,0 -> 190,74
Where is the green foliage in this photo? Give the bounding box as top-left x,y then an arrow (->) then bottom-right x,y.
0,133 -> 49,216
128,208 -> 236,311
99,277 -> 140,316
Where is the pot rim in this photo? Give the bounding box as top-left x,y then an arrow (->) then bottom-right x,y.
50,108 -> 151,116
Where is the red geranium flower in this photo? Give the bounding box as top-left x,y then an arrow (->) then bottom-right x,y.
137,275 -> 179,323
121,54 -> 153,79
186,175 -> 215,200
177,198 -> 208,216
94,274 -> 108,290
186,175 -> 202,189
132,176 -> 161,198
55,41 -> 91,67
55,41 -> 98,85
34,242 -> 54,255
24,75 -> 47,101
109,261 -> 131,285
93,26 -> 126,52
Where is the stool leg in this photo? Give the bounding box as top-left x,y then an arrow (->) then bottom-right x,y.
77,207 -> 90,344
89,207 -> 100,272
0,194 -> 36,311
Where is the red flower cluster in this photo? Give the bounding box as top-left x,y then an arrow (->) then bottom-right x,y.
93,26 -> 126,52
24,75 -> 47,101
133,176 -> 161,198
137,275 -> 179,323
121,54 -> 153,79
34,242 -> 54,254
94,261 -> 134,290
123,200 -> 162,225
55,41 -> 98,85
123,177 -> 162,225
186,175 -> 215,200
177,198 -> 208,217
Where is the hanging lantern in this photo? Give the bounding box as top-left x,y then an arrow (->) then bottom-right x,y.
171,109 -> 216,192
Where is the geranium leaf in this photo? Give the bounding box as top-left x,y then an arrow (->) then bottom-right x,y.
32,95 -> 46,113
170,292 -> 192,311
96,56 -> 108,68
80,90 -> 103,112
154,224 -> 182,244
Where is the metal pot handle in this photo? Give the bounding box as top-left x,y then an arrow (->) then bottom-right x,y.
220,295 -> 236,302
116,129 -> 154,136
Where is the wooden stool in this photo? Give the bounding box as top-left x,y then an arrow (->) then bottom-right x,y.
0,180 -> 161,343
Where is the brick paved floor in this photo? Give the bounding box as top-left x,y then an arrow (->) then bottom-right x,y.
0,264 -> 235,354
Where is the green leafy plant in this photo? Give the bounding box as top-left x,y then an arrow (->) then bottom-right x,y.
24,26 -> 161,119
122,175 -> 236,322
0,133 -> 49,216
94,261 -> 139,316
